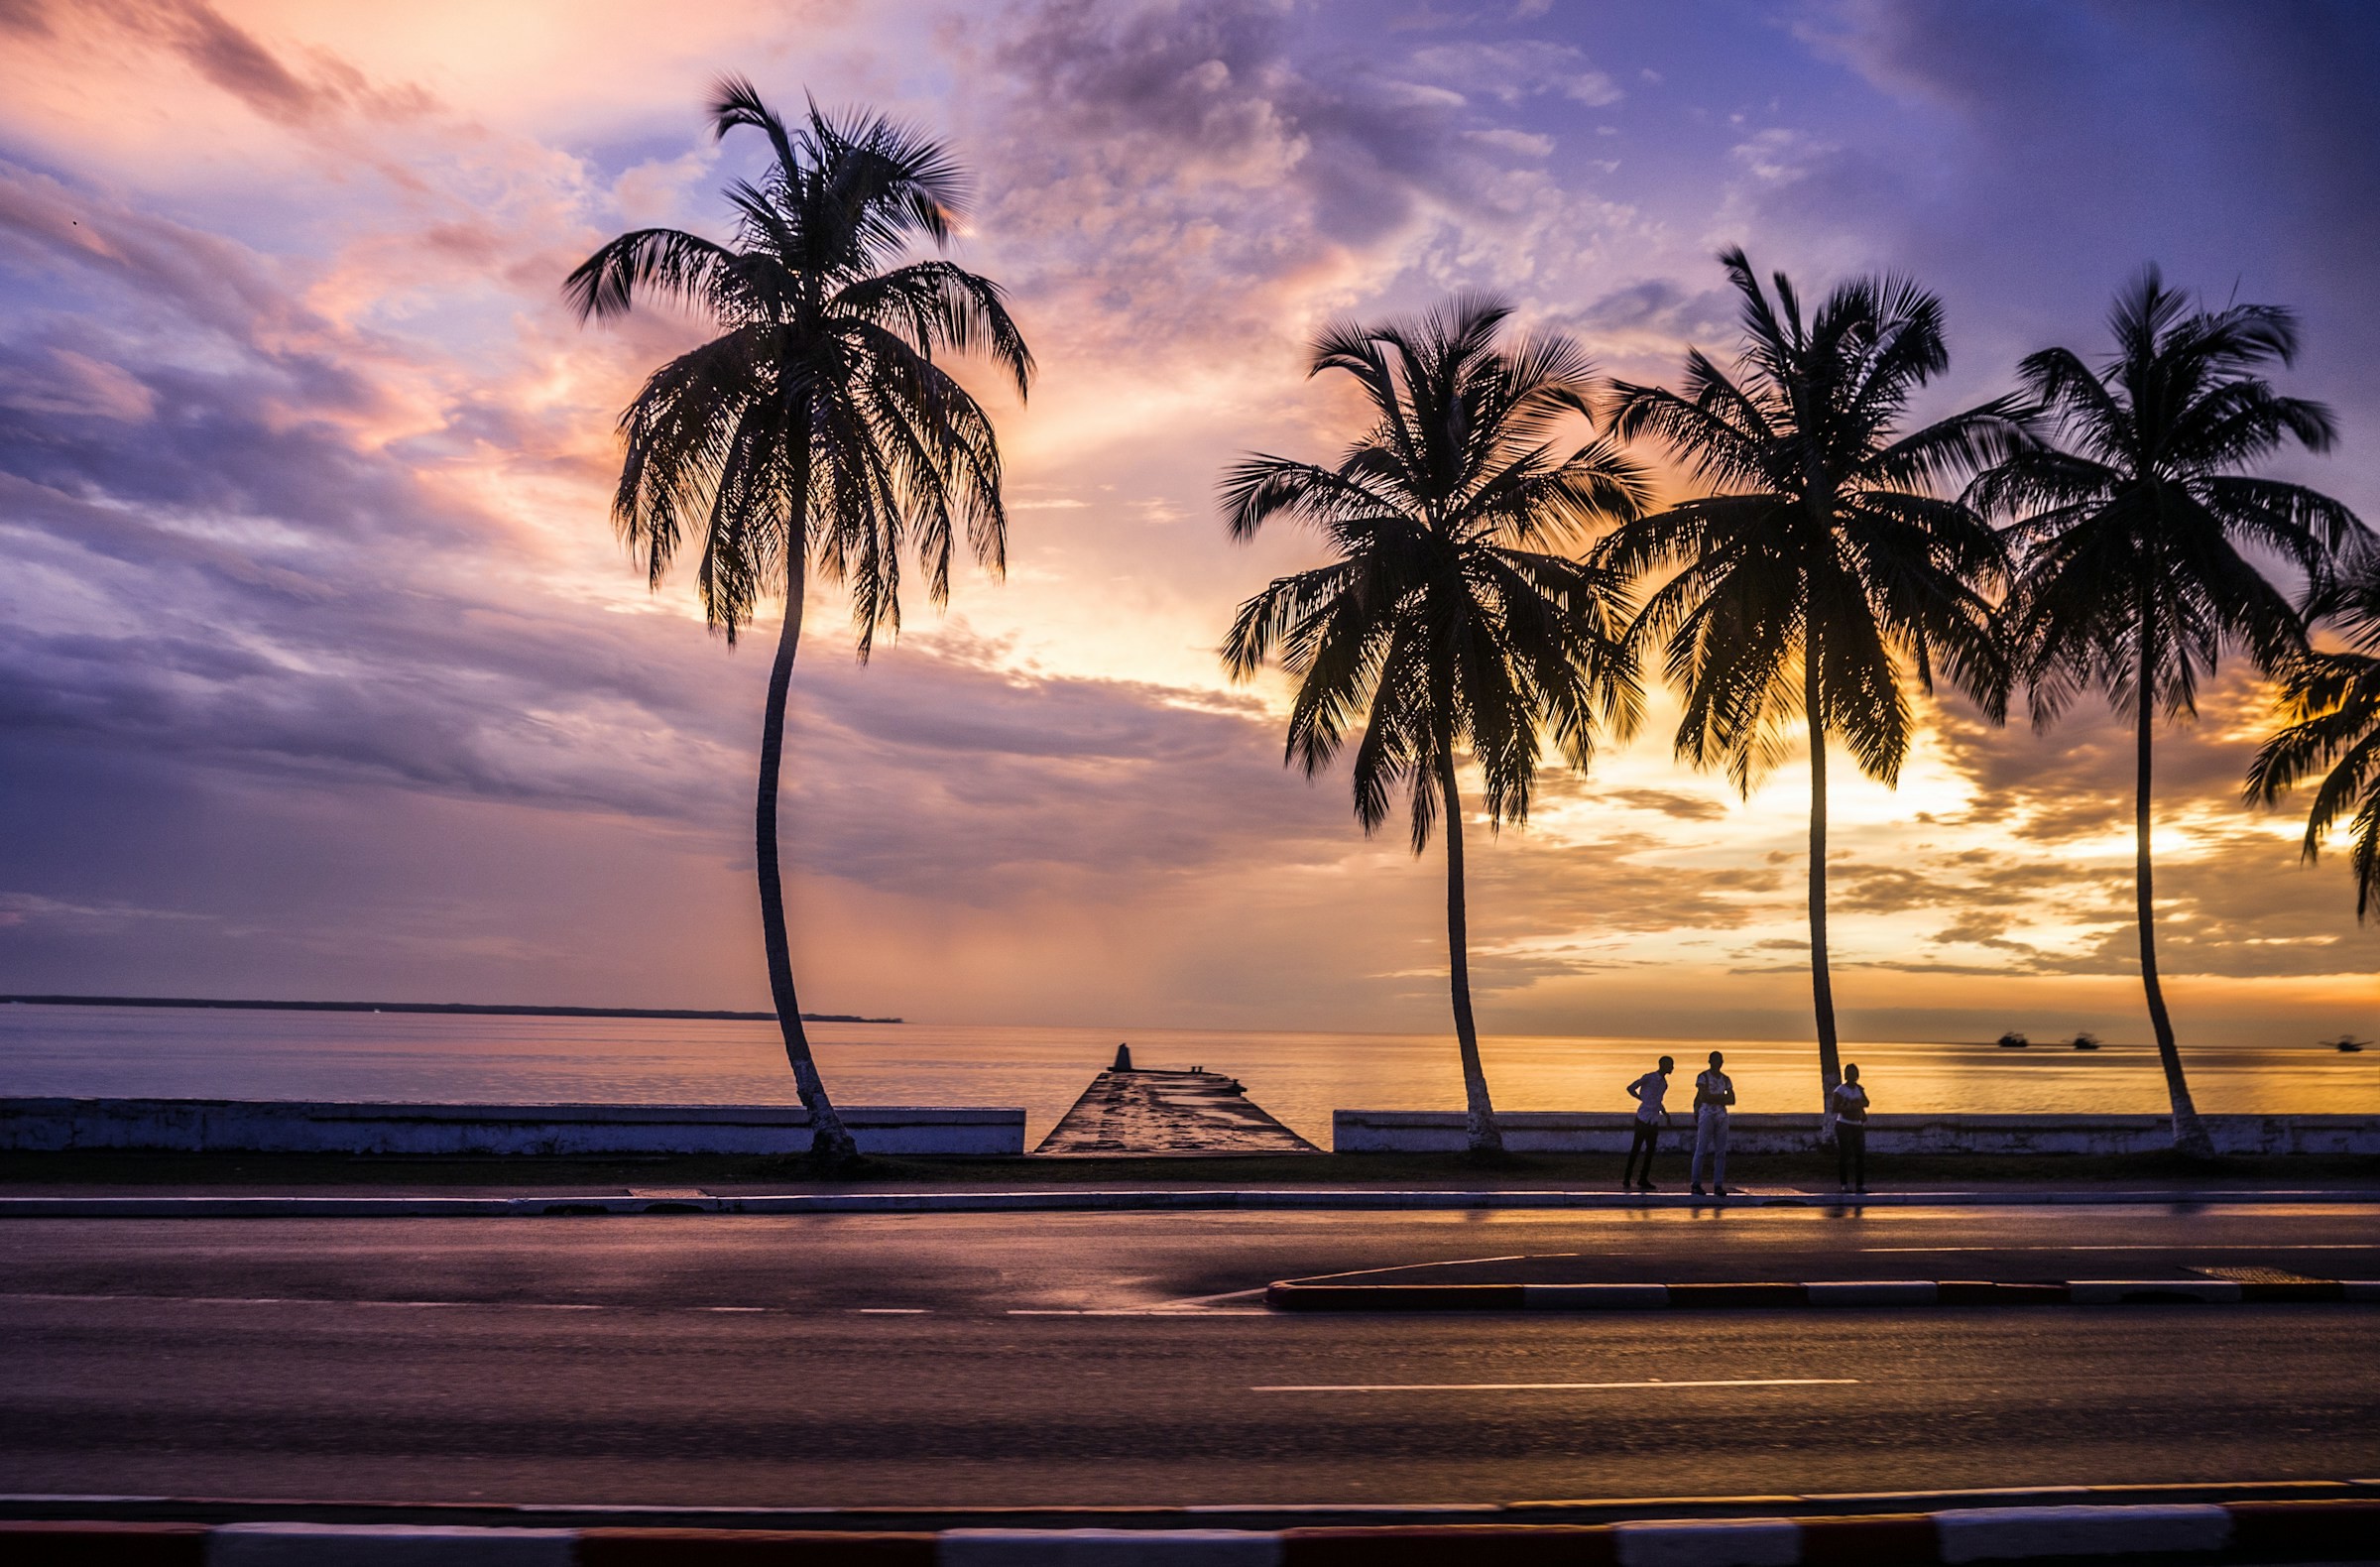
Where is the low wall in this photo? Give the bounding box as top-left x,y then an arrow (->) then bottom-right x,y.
0,1099 -> 1027,1157
1332,1110 -> 2380,1157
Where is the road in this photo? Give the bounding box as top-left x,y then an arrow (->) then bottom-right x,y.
4,1204 -> 2376,1507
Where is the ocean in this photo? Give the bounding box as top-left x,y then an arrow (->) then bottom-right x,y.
4,1004 -> 2374,1145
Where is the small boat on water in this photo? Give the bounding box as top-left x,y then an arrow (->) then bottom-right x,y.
2325,1035 -> 2369,1053
1995,1031 -> 2030,1048
2071,1032 -> 2102,1051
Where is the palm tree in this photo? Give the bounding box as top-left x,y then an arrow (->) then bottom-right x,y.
1973,268 -> 2358,1158
1221,297 -> 1648,1155
1597,249 -> 2019,1115
2247,558 -> 2380,918
566,79 -> 1031,1164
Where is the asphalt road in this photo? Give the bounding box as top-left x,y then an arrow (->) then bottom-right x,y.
4,1204 -> 2377,1507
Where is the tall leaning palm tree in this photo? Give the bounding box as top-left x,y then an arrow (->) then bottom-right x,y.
2250,558 -> 2380,920
1973,268 -> 2357,1158
567,79 -> 1031,1165
1222,298 -> 1647,1155
1598,249 -> 2019,1115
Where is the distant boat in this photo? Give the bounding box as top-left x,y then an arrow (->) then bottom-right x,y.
2071,1032 -> 2101,1051
2325,1035 -> 2368,1053
1996,1031 -> 2030,1048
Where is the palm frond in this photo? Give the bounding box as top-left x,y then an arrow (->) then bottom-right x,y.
1222,299 -> 1636,849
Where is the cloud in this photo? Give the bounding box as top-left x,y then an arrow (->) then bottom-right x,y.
1406,39 -> 1622,107
0,0 -> 2371,1042
0,0 -> 434,127
1598,787 -> 1728,822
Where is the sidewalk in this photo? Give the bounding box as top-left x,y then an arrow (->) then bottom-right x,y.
3,1182 -> 2378,1217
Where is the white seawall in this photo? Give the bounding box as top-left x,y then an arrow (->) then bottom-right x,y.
1332,1110 -> 2380,1155
0,1098 -> 1027,1156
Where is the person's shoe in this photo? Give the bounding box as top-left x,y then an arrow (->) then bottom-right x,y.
1638,1181 -> 1656,1191
1713,1185 -> 1730,1196
1690,1183 -> 1706,1195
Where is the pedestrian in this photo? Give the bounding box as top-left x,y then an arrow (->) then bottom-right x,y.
1831,1063 -> 1870,1192
1621,1055 -> 1674,1191
1690,1049 -> 1735,1197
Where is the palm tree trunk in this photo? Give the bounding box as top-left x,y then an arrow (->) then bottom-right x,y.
756,528 -> 858,1167
2132,634 -> 2213,1160
1806,648 -> 1843,1119
1436,748 -> 1502,1155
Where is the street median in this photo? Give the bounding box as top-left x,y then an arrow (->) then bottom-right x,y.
1265,1277 -> 2380,1311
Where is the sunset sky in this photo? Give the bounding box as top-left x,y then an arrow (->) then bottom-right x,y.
2,0 -> 2375,1046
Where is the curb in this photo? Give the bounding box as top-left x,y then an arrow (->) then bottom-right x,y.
7,1501 -> 2378,1563
12,1479 -> 2369,1530
3,1187 -> 2377,1219
1266,1277 -> 2380,1310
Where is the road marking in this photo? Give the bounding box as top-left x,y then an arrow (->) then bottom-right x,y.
2,1291 -> 720,1314
1288,1253 -> 1548,1284
1008,1308 -> 1270,1316
855,1307 -> 930,1314
1149,1285 -> 1272,1307
1250,1378 -> 1860,1392
0,1292 -> 303,1307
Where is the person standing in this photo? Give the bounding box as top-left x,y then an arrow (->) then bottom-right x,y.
1831,1062 -> 1870,1192
1690,1049 -> 1736,1196
1621,1055 -> 1674,1191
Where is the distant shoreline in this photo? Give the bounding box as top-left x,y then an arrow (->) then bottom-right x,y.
0,995 -> 903,1025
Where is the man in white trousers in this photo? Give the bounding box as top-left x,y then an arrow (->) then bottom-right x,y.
1690,1048 -> 1736,1197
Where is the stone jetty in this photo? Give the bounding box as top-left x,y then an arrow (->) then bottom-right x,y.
1033,1051 -> 1320,1156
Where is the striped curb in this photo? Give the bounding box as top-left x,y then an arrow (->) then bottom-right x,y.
1265,1277 -> 2380,1310
3,1187 -> 2377,1219
13,1477 -> 2370,1529
7,1501 -> 2379,1563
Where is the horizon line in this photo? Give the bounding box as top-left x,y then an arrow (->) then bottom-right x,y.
0,995 -> 903,1025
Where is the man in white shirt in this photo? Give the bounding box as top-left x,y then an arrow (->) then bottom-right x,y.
1621,1055 -> 1674,1191
1690,1049 -> 1736,1197
1830,1062 -> 1871,1192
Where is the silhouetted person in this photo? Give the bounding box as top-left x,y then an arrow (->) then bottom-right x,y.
1831,1062 -> 1870,1192
1621,1055 -> 1674,1191
1690,1049 -> 1736,1196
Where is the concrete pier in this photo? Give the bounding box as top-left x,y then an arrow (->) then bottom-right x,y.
1034,1065 -> 1319,1156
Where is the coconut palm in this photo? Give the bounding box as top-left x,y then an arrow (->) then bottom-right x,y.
1221,297 -> 1648,1155
566,79 -> 1031,1164
1973,268 -> 2358,1158
2247,558 -> 2380,918
1598,249 -> 2020,1115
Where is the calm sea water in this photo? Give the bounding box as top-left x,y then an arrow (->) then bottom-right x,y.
3,1004 -> 2375,1144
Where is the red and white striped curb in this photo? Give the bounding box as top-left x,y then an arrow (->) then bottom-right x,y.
8,1502 -> 2378,1563
1266,1277 -> 2380,1310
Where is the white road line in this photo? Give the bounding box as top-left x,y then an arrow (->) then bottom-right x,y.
855,1307 -> 930,1314
1008,1308 -> 1271,1316
1250,1377 -> 1860,1392
4,1291 -> 701,1313
1148,1285 -> 1273,1307
1287,1253 -> 1549,1285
